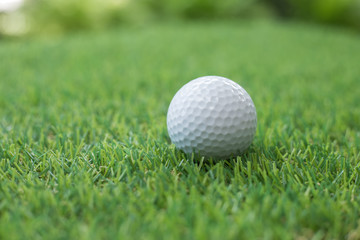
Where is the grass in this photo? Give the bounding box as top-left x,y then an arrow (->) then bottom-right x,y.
0,20 -> 359,240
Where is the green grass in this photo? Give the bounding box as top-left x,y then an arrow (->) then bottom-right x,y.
0,20 -> 359,240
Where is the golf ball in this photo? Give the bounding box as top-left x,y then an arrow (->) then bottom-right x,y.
167,76 -> 257,159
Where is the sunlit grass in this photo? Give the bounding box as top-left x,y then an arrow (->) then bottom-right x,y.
0,21 -> 359,239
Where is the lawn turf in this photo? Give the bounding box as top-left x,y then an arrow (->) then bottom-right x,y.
0,20 -> 360,240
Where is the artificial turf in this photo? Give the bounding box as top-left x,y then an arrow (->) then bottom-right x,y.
0,20 -> 359,240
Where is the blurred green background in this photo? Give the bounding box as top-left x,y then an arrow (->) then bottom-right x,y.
1,0 -> 360,37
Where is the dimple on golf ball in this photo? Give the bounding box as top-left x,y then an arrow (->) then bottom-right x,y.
166,76 -> 257,159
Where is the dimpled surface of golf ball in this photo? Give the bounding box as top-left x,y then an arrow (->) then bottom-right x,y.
167,76 -> 257,159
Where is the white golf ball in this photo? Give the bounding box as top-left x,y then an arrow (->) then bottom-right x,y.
167,76 -> 257,159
